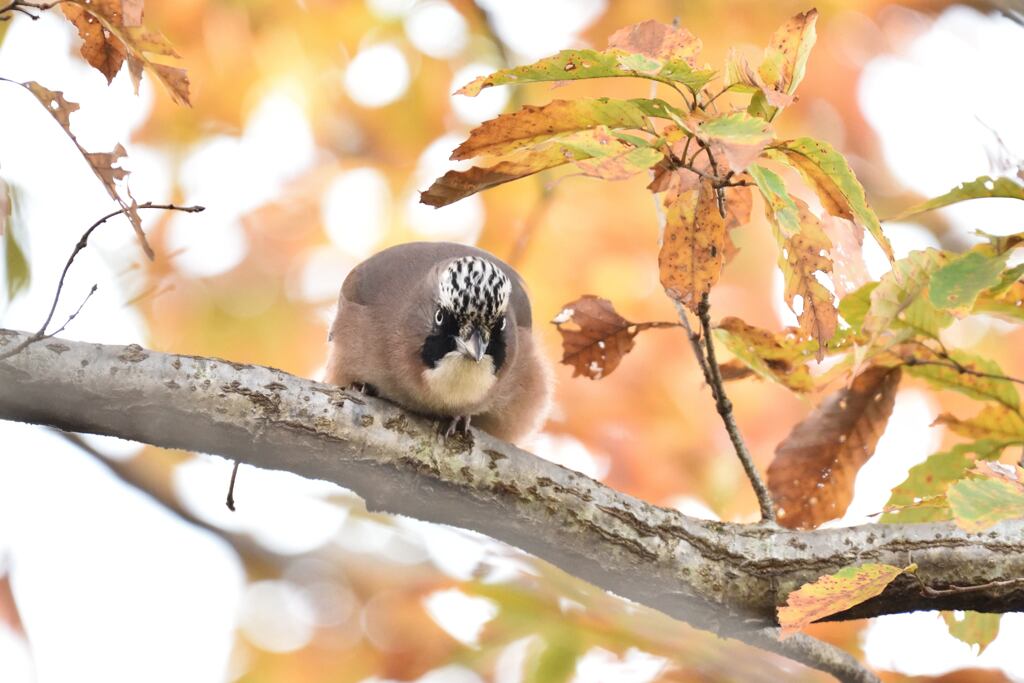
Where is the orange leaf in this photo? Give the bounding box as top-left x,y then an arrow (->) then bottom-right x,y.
62,2 -> 127,83
659,180 -> 726,311
778,563 -> 904,636
769,366 -> 901,528
551,295 -> 677,380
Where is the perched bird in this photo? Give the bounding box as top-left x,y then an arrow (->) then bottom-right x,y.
325,242 -> 551,443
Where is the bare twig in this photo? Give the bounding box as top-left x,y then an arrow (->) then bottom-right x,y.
0,202 -> 204,362
910,570 -> 1024,599
226,459 -> 241,511
698,293 -> 776,522
0,0 -> 60,20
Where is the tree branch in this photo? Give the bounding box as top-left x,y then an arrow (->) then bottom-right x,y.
696,293 -> 776,521
4,331 -> 1024,681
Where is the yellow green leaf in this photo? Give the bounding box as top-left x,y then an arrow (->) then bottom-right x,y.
863,249 -> 951,337
949,477 -> 1024,532
942,611 -> 1001,654
888,176 -> 1024,221
974,281 -> 1024,323
778,563 -> 905,636
456,48 -> 715,97
906,350 -> 1020,411
767,137 -> 893,264
929,250 -> 1009,314
1,179 -> 30,302
763,8 -> 818,98
450,98 -> 682,160
934,406 -> 1024,442
881,440 -> 1009,524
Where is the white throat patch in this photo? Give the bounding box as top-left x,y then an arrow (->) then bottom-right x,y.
421,352 -> 497,410
438,257 -> 512,324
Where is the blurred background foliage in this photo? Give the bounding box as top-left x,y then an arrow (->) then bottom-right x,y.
1,0 -> 1024,681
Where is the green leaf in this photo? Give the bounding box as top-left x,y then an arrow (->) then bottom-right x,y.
456,48 -> 715,97
942,611 -> 1001,654
863,249 -> 952,338
906,350 -> 1020,411
949,476 -> 1024,532
929,250 -> 1009,314
749,164 -> 800,235
838,282 -> 876,332
1,180 -> 30,303
450,98 -> 684,160
766,138 -> 893,264
989,262 -> 1024,296
778,563 -> 905,636
888,176 -> 1024,221
524,633 -> 583,683
881,441 -> 1008,524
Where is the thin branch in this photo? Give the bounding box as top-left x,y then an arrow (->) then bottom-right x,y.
698,293 -> 776,522
902,356 -> 1024,386
0,202 -> 204,362
910,570 -> 1024,599
0,0 -> 60,20
226,459 -> 241,511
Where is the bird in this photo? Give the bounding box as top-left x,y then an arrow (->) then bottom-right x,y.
324,241 -> 552,443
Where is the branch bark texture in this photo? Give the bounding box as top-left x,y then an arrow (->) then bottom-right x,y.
2,329 -> 1024,680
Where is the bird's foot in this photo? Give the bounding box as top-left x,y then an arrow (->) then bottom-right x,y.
441,414 -> 472,439
346,382 -> 378,397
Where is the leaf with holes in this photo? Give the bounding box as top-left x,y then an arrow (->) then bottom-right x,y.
62,0 -> 130,83
456,43 -> 715,97
942,612 -> 1001,655
659,180 -> 726,310
929,249 -> 1009,315
768,366 -> 901,529
22,82 -> 151,258
766,138 -> 893,264
696,112 -> 773,172
906,350 -> 1020,411
778,563 -> 904,637
949,471 -> 1024,533
551,295 -> 676,380
934,406 -> 1024,442
888,176 -> 1024,221
451,98 -> 682,160
772,197 -> 837,361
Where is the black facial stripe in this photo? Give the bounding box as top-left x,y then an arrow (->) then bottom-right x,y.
486,320 -> 507,371
421,309 -> 459,368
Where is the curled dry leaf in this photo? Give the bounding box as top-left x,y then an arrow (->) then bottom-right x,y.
778,562 -> 903,637
659,179 -> 726,311
551,295 -> 677,380
768,365 -> 901,529
23,82 -> 151,259
63,1 -> 128,83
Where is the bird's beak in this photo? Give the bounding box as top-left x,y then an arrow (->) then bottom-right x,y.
455,327 -> 487,362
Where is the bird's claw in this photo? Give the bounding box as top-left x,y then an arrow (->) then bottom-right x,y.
441,415 -> 471,439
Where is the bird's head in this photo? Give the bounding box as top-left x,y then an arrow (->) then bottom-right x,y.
421,256 -> 513,369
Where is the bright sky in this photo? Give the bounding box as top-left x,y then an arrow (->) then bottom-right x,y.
2,3 -> 1024,683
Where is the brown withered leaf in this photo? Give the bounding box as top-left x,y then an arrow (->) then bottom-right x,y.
607,20 -> 701,67
23,82 -> 151,258
659,180 -> 726,310
421,146 -> 576,207
551,295 -> 677,380
775,199 -> 837,361
62,1 -> 127,83
769,366 -> 902,529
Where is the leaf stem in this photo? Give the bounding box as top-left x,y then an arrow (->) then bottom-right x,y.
696,293 -> 776,522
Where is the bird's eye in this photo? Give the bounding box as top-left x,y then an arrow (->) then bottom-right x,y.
500,316 -> 507,331
434,309 -> 444,326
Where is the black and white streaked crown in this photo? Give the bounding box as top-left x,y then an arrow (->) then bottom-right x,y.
438,256 -> 512,324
